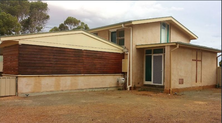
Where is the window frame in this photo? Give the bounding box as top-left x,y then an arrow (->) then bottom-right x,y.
160,22 -> 170,43
109,29 -> 125,46
116,30 -> 124,46
110,31 -> 117,44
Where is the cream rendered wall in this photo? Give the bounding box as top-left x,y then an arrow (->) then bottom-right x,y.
124,28 -> 131,50
202,51 -> 217,85
17,74 -> 123,94
170,24 -> 190,43
98,30 -> 109,40
171,47 -> 217,89
133,23 -> 160,44
132,22 -> 160,87
171,47 -> 195,88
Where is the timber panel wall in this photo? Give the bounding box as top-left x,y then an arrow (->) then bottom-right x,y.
3,45 -> 19,74
18,44 -> 123,75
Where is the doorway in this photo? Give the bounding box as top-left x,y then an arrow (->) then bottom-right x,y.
144,49 -> 164,85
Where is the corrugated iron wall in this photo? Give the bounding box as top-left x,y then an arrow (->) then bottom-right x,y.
0,77 -> 16,96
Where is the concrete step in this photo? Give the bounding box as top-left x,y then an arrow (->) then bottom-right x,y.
138,85 -> 164,93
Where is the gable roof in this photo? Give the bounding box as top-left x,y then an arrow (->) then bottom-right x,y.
0,30 -> 124,54
88,16 -> 198,40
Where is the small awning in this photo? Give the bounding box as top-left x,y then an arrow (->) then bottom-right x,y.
136,42 -> 221,53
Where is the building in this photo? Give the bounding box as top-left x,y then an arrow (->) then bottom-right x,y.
0,16 -> 221,96
88,16 -> 221,93
0,31 -> 124,96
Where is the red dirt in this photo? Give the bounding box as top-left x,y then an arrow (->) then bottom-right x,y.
0,88 -> 221,123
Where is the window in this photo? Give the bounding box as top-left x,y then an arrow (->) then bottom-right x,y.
111,31 -> 117,43
160,23 -> 169,43
145,55 -> 152,81
146,49 -> 164,54
110,30 -> 124,46
153,49 -> 163,54
146,49 -> 152,54
117,30 -> 124,46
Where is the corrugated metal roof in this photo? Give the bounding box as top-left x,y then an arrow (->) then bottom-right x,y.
136,42 -> 221,53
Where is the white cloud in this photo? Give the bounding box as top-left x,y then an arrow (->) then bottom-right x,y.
169,7 -> 184,11
45,1 -> 184,24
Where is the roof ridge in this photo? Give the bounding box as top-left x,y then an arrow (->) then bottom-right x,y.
88,16 -> 173,31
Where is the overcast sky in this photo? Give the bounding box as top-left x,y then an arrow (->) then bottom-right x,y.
43,1 -> 221,52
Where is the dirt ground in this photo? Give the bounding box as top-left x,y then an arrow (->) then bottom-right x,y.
0,88 -> 221,123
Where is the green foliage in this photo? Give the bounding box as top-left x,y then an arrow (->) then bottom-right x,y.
0,0 -> 49,35
49,16 -> 89,32
75,22 -> 89,30
21,1 -> 49,33
59,23 -> 69,31
49,27 -> 59,32
0,0 -> 30,22
0,12 -> 21,35
64,17 -> 80,30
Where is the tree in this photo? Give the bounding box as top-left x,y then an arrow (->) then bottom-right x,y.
21,1 -> 49,33
0,0 -> 49,35
64,17 -> 80,30
58,23 -> 69,31
0,0 -> 30,22
75,22 -> 89,30
49,27 -> 59,32
0,12 -> 21,35
49,16 -> 89,32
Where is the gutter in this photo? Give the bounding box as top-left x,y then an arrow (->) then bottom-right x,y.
126,52 -> 130,90
129,26 -> 133,90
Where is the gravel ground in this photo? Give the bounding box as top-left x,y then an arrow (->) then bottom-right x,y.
0,88 -> 221,123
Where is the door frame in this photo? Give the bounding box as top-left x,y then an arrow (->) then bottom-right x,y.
144,49 -> 164,85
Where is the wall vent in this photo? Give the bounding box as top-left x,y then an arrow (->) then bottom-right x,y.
179,79 -> 184,84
